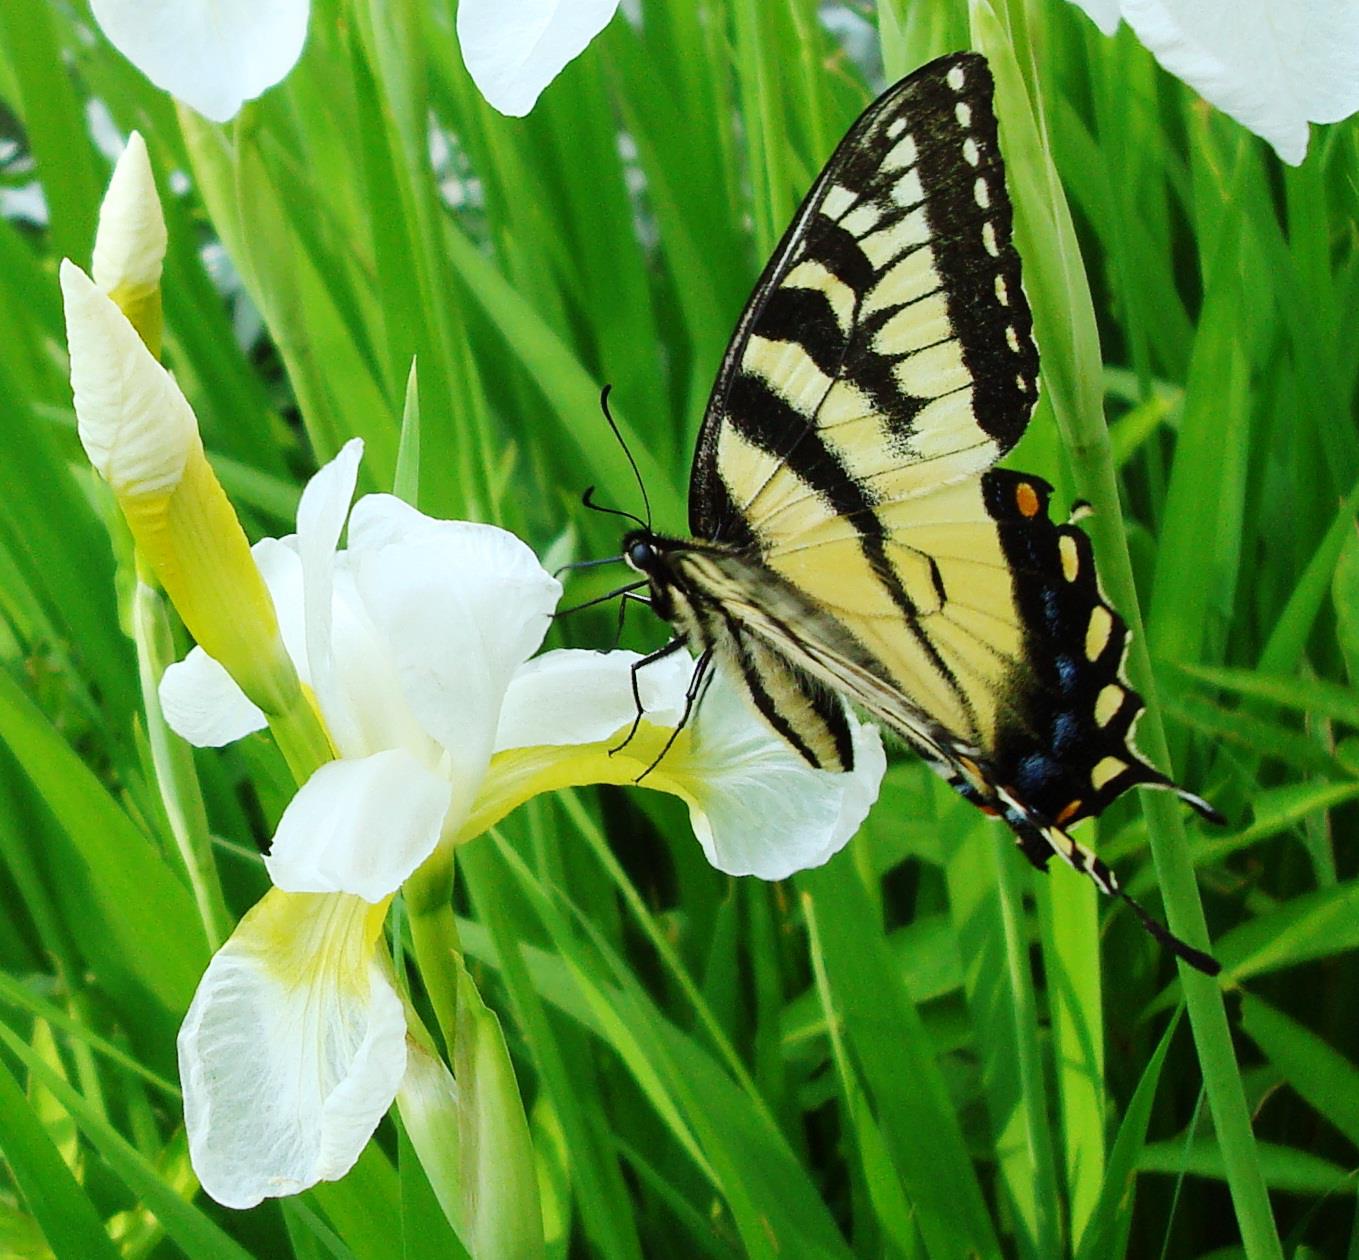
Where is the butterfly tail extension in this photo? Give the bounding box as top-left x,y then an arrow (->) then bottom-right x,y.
994,785 -> 1221,976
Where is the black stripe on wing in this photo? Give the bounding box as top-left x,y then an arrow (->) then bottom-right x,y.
723,615 -> 857,773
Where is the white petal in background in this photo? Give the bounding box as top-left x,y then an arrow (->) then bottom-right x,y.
665,672 -> 886,881
495,648 -> 691,751
1069,0 -> 1359,163
265,750 -> 453,903
178,890 -> 407,1208
90,0 -> 311,124
457,0 -> 622,116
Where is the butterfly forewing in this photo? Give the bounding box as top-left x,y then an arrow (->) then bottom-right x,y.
690,52 -> 1037,548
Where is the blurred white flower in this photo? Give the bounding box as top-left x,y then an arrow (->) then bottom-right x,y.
166,442 -> 883,1207
457,0 -> 622,116
1067,0 -> 1359,164
89,0 -> 310,123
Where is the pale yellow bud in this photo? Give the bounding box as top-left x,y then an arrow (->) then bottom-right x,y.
62,260 -> 193,497
91,132 -> 166,353
61,259 -> 299,715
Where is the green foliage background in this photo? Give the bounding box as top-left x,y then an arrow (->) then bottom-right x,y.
0,0 -> 1355,1256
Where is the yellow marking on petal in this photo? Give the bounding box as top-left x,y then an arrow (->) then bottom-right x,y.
1085,606 -> 1113,661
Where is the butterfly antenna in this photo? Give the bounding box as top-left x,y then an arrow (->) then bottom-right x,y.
599,385 -> 652,531
581,485 -> 647,531
553,554 -> 626,579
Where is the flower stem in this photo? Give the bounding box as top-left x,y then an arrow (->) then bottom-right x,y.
266,690 -> 335,786
405,846 -> 463,1054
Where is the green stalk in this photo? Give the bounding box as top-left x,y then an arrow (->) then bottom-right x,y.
404,846 -> 463,1054
130,581 -> 230,948
971,5 -> 1283,1256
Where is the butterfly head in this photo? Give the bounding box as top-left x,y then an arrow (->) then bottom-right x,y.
622,529 -> 662,576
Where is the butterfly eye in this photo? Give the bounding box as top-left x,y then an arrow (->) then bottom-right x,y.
626,538 -> 655,571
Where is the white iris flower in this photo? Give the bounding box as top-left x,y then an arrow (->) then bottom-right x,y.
1066,0 -> 1359,164
165,441 -> 884,1208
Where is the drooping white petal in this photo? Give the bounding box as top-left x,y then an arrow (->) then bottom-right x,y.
1071,0 -> 1359,164
1066,0 -> 1121,36
665,672 -> 886,880
178,889 -> 406,1208
495,648 -> 691,751
456,0 -> 623,116
89,0 -> 311,124
60,260 -> 198,496
297,440 -> 363,753
347,497 -> 561,792
91,132 -> 166,298
160,646 -> 266,746
265,749 -> 452,903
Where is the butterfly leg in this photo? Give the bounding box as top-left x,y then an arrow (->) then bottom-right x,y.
633,648 -> 715,784
609,637 -> 688,757
609,589 -> 652,651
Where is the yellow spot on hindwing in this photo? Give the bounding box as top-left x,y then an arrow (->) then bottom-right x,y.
1091,756 -> 1126,791
1085,606 -> 1113,660
1095,684 -> 1123,726
1015,482 -> 1041,518
1058,535 -> 1079,581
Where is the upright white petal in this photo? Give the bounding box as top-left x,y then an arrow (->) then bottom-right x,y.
495,648 -> 690,751
265,750 -> 453,903
457,0 -> 623,116
297,440 -> 364,753
61,261 -> 198,496
90,0 -> 311,124
664,673 -> 885,880
178,890 -> 406,1208
347,497 -> 561,793
91,132 -> 166,297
